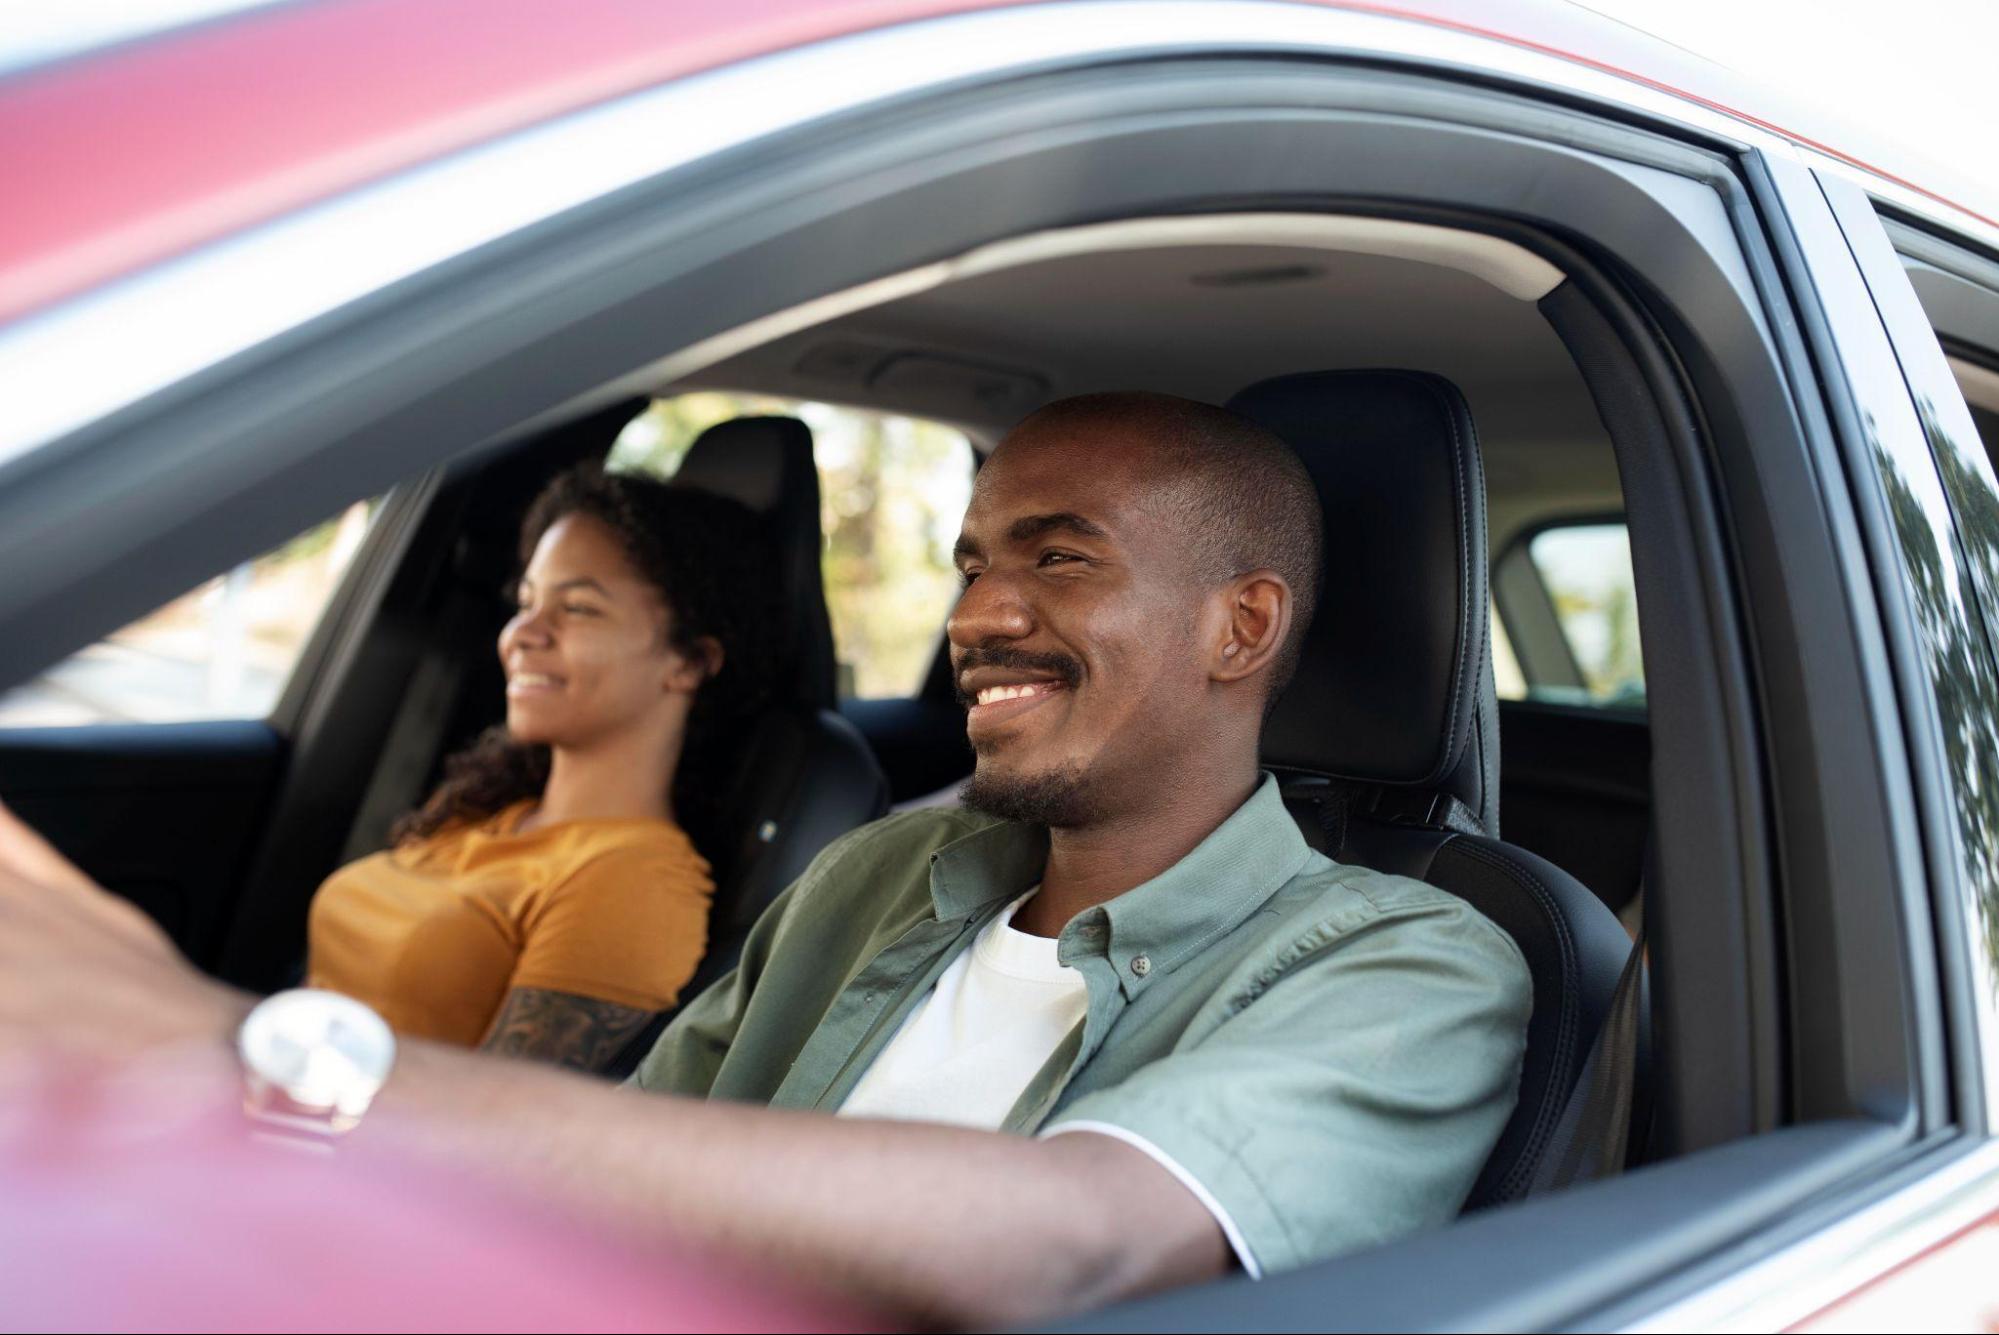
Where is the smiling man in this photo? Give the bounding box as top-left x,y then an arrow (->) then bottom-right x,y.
0,392 -> 1530,1327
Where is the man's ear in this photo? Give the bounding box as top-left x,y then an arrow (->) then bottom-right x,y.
666,636 -> 724,694
1212,570 -> 1291,688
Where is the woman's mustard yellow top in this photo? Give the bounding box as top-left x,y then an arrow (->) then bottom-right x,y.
306,801 -> 712,1045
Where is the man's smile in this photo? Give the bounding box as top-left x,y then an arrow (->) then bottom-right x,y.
966,679 -> 1069,730
956,654 -> 1083,743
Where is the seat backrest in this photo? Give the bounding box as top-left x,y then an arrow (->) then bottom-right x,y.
669,412 -> 889,902
1226,370 -> 1633,1207
672,415 -> 840,712
598,416 -> 887,1075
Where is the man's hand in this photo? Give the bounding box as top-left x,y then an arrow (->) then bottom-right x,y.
0,800 -> 250,1061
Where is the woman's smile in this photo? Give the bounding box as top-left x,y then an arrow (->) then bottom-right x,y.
506,670 -> 566,697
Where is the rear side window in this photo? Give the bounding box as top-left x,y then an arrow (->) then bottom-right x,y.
1493,520 -> 1646,711
0,502 -> 379,728
610,393 -> 975,699
1945,354 -> 1999,469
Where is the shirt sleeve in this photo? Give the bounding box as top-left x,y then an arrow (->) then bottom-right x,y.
507,846 -> 713,1012
1041,891 -> 1532,1276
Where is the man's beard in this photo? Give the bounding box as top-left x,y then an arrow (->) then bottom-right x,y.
953,641 -> 1099,826
960,759 -> 1103,828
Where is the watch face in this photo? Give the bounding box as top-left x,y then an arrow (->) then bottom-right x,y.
238,989 -> 396,1118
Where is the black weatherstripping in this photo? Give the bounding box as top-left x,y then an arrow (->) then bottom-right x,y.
1535,273 -> 1777,1152
1835,185 -> 1999,1136
1747,154 -> 1958,1136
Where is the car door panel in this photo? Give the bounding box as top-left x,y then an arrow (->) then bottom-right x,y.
1498,698 -> 1650,915
0,720 -> 282,965
1060,1121 -> 1905,1333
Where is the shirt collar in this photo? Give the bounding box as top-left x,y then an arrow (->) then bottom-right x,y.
927,818 -> 1050,923
1092,773 -> 1312,995
926,774 -> 1312,997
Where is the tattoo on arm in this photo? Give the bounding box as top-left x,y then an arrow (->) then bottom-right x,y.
479,987 -> 659,1074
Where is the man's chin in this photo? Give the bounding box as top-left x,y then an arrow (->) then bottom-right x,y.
959,760 -> 1102,828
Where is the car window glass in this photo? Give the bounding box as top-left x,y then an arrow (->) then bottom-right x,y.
608,393 -> 975,699
1945,355 -> 1999,469
0,501 -> 380,727
1491,599 -> 1528,701
1518,522 -> 1646,711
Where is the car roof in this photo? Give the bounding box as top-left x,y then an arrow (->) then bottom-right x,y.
1,0 -> 1990,330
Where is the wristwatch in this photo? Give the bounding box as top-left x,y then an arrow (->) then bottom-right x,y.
236,988 -> 396,1147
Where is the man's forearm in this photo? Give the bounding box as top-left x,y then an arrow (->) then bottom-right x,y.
365,1042 -> 1228,1326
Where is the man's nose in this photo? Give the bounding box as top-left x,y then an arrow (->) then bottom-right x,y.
946,572 -> 1033,649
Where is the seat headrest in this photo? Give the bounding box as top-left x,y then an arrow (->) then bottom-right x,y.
672,416 -> 837,709
1226,370 -> 1497,835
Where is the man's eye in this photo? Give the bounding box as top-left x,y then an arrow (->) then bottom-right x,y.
1038,550 -> 1082,567
958,568 -> 982,588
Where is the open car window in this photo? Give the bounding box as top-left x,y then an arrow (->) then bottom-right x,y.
0,500 -> 379,727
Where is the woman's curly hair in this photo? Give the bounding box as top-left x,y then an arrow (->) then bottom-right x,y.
391,464 -> 778,854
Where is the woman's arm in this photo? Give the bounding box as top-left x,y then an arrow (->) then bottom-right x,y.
493,843 -> 708,1072
479,986 -> 657,1073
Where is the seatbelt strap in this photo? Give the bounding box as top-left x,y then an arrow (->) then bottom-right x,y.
338,593 -> 483,862
1529,925 -> 1648,1194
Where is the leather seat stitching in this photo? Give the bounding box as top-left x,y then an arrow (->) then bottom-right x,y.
1444,839 -> 1581,1201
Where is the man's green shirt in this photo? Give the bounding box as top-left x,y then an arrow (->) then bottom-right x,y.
634,773 -> 1531,1274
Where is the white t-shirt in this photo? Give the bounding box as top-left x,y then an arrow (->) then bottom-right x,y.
837,891 -> 1260,1275
839,892 -> 1087,1129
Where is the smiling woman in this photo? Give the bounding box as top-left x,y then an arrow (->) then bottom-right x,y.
302,466 -> 780,1071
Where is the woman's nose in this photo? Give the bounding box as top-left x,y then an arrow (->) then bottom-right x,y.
946,573 -> 1033,648
501,609 -> 554,653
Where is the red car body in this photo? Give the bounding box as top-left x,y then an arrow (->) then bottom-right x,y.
1,0 -> 1991,326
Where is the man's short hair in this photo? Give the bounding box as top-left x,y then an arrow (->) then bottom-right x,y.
1014,392 -> 1324,703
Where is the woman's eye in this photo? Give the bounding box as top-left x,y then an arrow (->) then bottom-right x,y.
562,603 -> 601,617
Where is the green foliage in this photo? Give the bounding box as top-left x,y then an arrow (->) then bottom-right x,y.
1531,525 -> 1646,708
1897,398 -> 1999,974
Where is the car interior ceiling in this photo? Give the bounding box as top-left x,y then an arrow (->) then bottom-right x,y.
278,216 -> 1662,1151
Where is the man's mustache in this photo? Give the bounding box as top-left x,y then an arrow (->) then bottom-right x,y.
952,646 -> 1084,709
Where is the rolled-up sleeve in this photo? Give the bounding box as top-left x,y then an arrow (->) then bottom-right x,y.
1043,894 -> 1531,1275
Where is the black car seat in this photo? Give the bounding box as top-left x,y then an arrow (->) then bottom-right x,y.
1225,370 -> 1636,1207
605,415 -> 889,1074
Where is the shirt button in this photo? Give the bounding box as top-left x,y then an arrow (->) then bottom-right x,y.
1130,954 -> 1152,977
